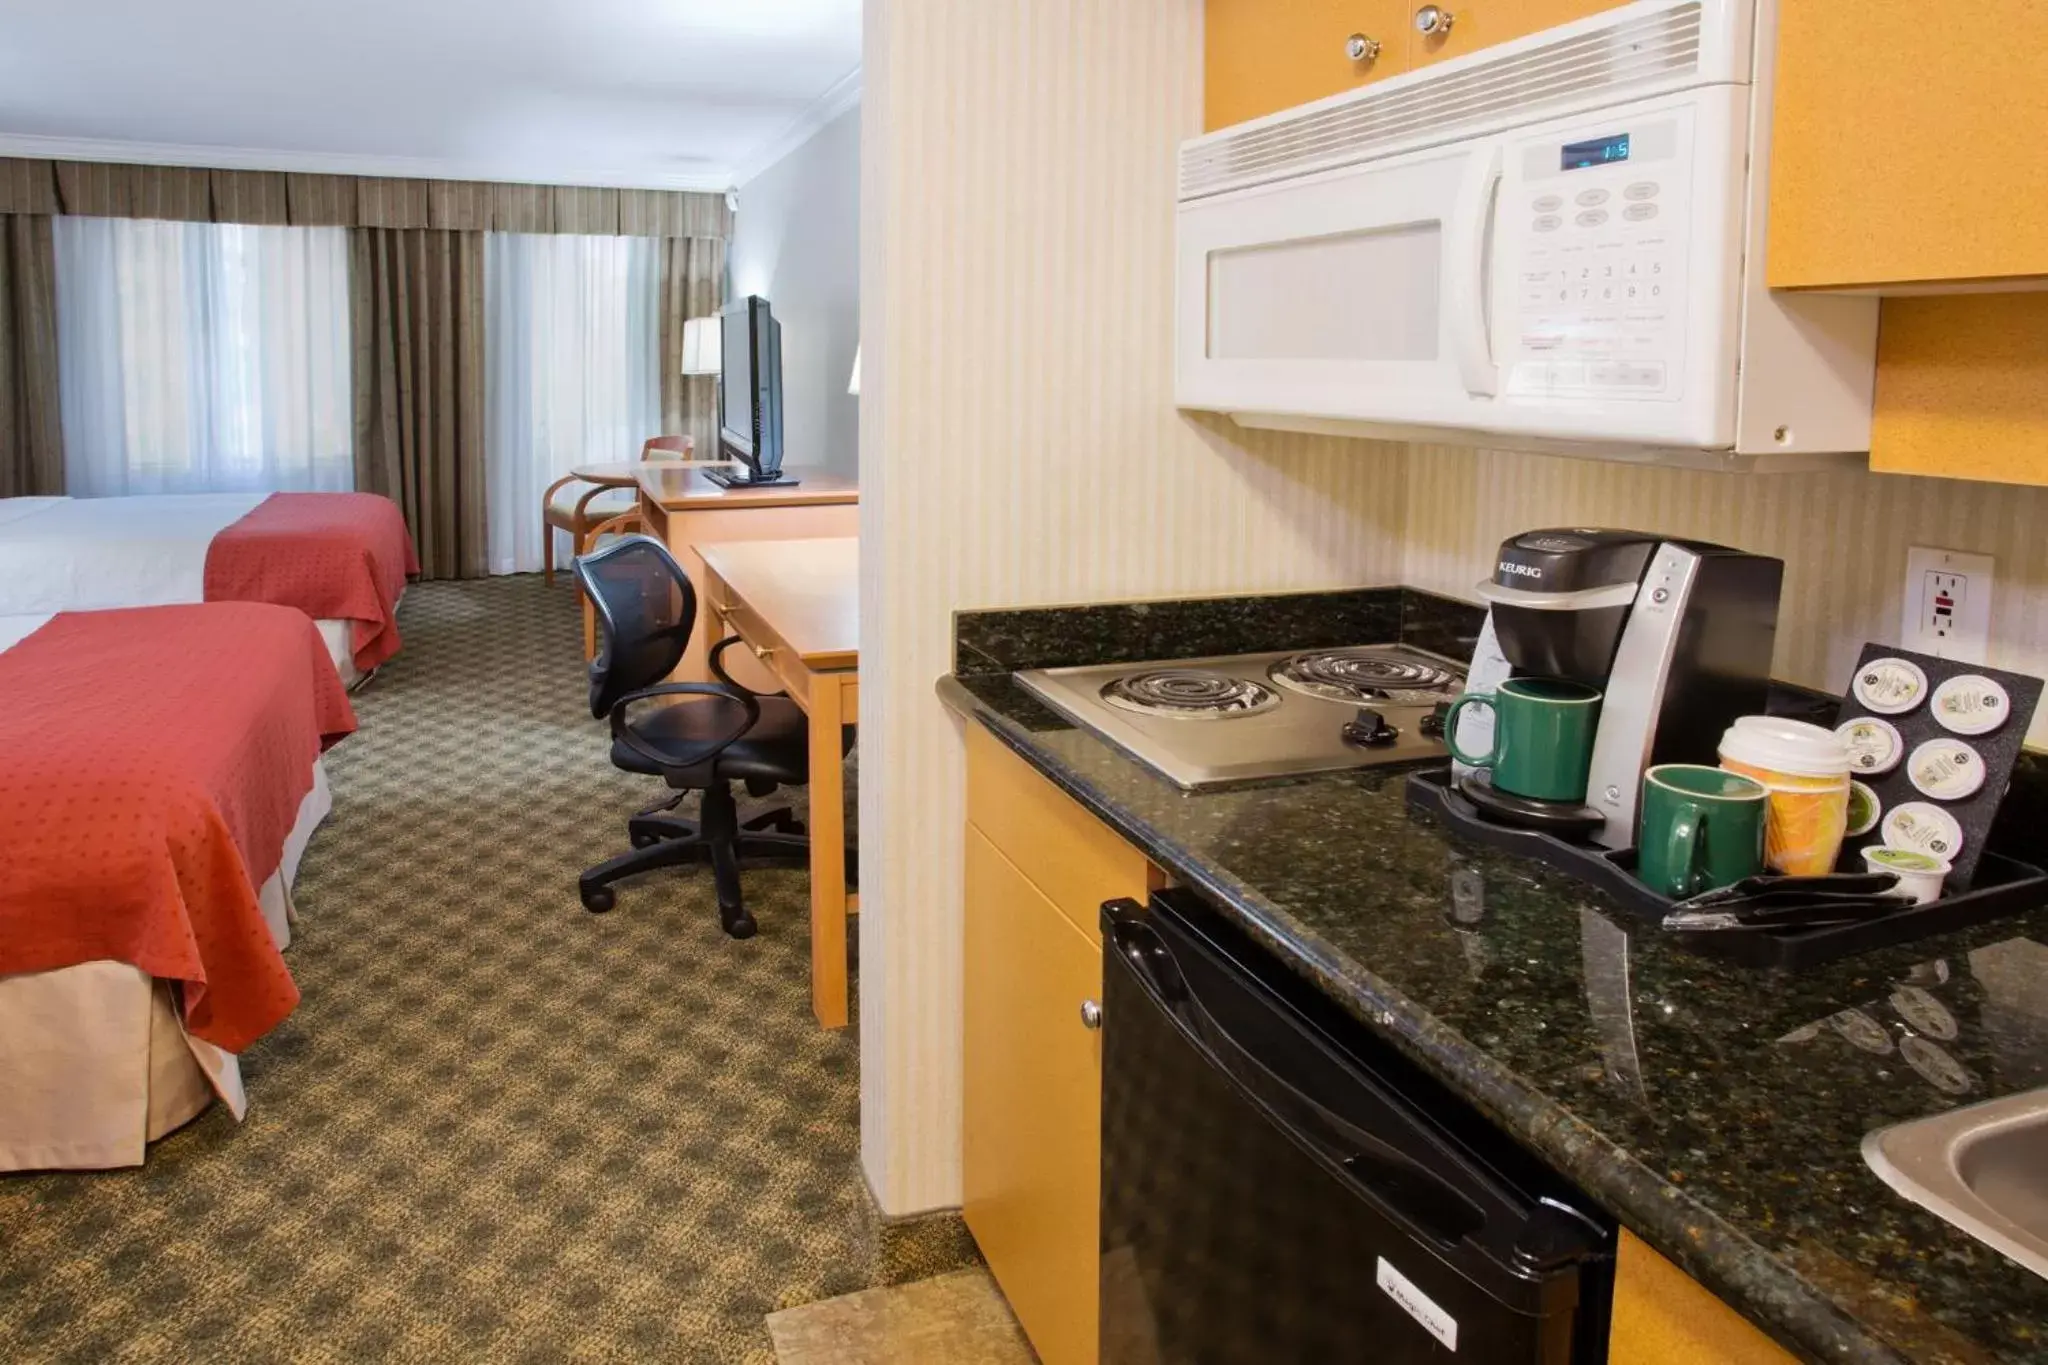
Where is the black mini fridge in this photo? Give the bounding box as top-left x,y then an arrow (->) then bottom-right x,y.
1099,891 -> 1614,1364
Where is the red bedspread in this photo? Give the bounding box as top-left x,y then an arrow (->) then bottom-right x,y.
204,492 -> 419,673
0,604 -> 358,1051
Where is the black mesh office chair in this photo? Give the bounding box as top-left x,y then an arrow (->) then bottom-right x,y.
572,534 -> 810,937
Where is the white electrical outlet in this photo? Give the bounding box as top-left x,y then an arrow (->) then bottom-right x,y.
1902,546 -> 1994,661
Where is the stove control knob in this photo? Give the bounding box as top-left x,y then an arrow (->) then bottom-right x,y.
1420,701 -> 1453,739
1344,708 -> 1401,748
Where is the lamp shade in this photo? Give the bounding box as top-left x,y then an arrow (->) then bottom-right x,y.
680,316 -> 721,376
848,345 -> 861,396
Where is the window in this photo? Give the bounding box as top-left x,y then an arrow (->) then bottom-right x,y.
483,232 -> 661,575
53,216 -> 354,497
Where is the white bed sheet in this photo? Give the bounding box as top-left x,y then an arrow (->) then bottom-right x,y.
0,493 -> 265,615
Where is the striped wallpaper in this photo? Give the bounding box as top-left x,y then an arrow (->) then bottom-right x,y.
1401,446 -> 2048,747
857,0 -> 1411,1215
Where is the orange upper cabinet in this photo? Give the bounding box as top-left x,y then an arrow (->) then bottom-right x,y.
1405,0 -> 1515,71
1514,0 -> 1630,36
1768,0 -> 2048,290
1205,0 -> 1412,131
1204,0 -> 1631,132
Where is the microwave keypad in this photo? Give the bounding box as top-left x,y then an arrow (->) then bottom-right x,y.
1505,162 -> 1684,400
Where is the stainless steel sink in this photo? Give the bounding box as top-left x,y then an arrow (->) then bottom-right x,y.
1864,1088 -> 2048,1281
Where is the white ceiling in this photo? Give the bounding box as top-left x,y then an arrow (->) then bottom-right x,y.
0,0 -> 861,190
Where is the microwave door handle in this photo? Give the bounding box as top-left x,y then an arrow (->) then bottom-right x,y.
1449,146 -> 1503,398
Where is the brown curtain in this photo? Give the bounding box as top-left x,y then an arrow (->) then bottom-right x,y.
659,235 -> 727,457
0,215 -> 64,496
350,228 -> 488,579
2,156 -> 734,238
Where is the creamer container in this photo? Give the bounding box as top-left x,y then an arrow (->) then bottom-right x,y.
1718,716 -> 1853,876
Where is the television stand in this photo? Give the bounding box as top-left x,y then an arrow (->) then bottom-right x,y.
703,467 -> 801,490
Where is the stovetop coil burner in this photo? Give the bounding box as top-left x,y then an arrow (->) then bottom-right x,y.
1268,648 -> 1462,706
1099,668 -> 1280,720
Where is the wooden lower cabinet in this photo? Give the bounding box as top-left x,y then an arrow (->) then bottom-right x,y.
960,730 -> 1794,1364
962,826 -> 1107,1365
1609,1230 -> 1798,1364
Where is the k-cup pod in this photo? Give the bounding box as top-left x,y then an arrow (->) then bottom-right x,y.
1908,738 -> 1985,801
1882,801 -> 1964,864
1836,716 -> 1903,776
1931,674 -> 2010,737
1863,845 -> 1949,905
1854,657 -> 1930,715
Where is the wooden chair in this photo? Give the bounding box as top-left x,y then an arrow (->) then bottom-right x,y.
540,436 -> 696,586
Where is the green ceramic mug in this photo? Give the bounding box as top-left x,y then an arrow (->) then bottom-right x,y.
1637,764 -> 1769,899
1444,677 -> 1604,803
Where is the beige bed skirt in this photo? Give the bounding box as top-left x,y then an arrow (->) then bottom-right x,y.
0,760 -> 331,1173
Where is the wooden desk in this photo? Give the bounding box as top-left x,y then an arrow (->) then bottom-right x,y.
636,465 -> 859,685
699,537 -> 859,1029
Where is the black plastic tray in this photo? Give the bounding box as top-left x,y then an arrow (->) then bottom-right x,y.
1404,768 -> 2048,969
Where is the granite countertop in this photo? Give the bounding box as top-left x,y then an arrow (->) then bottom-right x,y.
940,589 -> 2048,1365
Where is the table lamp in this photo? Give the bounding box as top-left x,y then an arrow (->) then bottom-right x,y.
681,317 -> 721,376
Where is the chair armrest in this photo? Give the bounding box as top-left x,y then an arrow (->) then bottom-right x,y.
708,634 -> 789,699
609,682 -> 762,773
543,473 -> 584,507
572,482 -> 622,521
579,510 -> 642,555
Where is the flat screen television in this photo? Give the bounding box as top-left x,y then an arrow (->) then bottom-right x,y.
713,294 -> 792,487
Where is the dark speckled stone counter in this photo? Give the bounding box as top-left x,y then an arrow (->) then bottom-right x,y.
939,602 -> 2048,1363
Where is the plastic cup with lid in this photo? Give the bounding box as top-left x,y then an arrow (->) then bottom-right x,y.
1718,716 -> 1853,877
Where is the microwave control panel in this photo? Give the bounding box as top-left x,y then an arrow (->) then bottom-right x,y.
1497,114 -> 1692,403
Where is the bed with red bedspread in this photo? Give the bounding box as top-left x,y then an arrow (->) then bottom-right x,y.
0,491 -> 418,681
0,602 -> 358,1170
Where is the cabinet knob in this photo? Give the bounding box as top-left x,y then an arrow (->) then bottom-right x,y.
1414,4 -> 1456,37
1079,999 -> 1103,1031
1345,32 -> 1383,61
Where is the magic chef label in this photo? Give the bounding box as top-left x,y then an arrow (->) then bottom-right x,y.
1377,1257 -> 1459,1351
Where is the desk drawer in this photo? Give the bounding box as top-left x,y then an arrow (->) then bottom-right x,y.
966,725 -> 1152,945
707,589 -> 801,697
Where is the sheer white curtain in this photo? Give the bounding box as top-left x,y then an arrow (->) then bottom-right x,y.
483,232 -> 661,575
53,216 -> 353,497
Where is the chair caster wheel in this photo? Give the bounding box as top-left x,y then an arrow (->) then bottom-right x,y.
722,910 -> 757,939
582,885 -> 617,913
630,831 -> 661,849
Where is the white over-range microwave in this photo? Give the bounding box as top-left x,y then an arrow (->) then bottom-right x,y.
1175,0 -> 1879,469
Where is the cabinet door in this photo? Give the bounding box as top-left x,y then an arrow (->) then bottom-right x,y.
1870,295 -> 2048,486
1768,0 -> 2048,288
1205,0 -> 1411,132
963,826 -> 1105,1365
1405,0 -> 1515,70
1609,1231 -> 1798,1364
1512,0 -> 1626,39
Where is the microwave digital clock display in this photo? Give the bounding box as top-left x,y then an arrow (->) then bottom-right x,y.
1561,133 -> 1631,171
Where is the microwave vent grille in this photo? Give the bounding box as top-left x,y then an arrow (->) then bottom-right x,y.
1180,3 -> 1705,201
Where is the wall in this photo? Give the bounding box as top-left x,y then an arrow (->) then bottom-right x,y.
732,104 -> 861,477
1402,445 -> 2048,746
859,0 -> 1412,1215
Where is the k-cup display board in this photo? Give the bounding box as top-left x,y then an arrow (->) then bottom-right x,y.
1833,644 -> 2043,892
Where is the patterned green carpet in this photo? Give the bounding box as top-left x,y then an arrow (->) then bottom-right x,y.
0,577 -> 867,1364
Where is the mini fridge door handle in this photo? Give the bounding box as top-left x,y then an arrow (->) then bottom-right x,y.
1106,903 -> 1487,1247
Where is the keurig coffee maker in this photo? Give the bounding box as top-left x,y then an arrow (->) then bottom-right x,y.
1454,529 -> 1783,848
